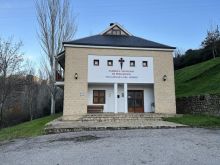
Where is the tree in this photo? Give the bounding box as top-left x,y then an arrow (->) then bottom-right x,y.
36,0 -> 77,114
24,61 -> 36,121
0,37 -> 24,127
202,25 -> 220,59
173,48 -> 184,70
174,48 -> 184,58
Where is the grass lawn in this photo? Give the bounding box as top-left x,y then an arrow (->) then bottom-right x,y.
175,57 -> 220,97
0,113 -> 62,141
164,114 -> 220,127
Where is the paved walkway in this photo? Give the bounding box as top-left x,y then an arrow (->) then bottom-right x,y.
1,128 -> 220,165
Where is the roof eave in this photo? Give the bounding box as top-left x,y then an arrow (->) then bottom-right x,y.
63,43 -> 175,51
55,50 -> 65,59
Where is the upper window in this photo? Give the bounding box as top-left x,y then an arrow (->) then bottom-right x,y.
93,90 -> 105,104
130,61 -> 135,67
107,60 -> 113,66
112,30 -> 121,35
142,61 -> 148,67
94,59 -> 99,66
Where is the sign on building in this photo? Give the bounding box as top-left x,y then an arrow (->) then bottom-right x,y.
88,55 -> 154,83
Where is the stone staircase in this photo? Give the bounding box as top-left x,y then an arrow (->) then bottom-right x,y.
75,113 -> 177,122
45,113 -> 185,134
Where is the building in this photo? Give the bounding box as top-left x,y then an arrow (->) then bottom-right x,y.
55,23 -> 176,120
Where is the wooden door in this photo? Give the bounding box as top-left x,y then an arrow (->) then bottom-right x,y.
128,90 -> 144,113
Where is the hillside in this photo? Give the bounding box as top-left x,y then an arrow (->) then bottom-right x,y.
0,113 -> 61,141
175,57 -> 220,97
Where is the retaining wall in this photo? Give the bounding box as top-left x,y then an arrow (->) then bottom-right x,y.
176,95 -> 220,116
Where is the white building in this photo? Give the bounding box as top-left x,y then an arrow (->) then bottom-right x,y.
55,23 -> 176,119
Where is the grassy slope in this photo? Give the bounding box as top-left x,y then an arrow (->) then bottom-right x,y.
164,115 -> 220,127
175,57 -> 220,97
0,113 -> 61,141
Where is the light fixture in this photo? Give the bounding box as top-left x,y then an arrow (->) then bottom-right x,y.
74,73 -> 78,79
163,75 -> 167,81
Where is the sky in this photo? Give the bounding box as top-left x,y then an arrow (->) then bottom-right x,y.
0,0 -> 220,68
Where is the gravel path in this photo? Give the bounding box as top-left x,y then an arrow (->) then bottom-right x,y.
1,128 -> 220,165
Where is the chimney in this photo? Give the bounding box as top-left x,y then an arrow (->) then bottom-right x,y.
110,23 -> 114,26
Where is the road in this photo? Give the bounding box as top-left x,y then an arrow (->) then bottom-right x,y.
0,128 -> 220,165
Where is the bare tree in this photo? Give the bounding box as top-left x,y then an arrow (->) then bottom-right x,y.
174,48 -> 184,58
0,37 -> 24,127
36,0 -> 77,114
202,25 -> 220,59
24,60 -> 36,121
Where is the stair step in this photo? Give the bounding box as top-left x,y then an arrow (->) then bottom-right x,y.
83,114 -> 176,118
77,117 -> 163,122
79,119 -> 162,122
80,117 -> 162,119
72,113 -> 177,122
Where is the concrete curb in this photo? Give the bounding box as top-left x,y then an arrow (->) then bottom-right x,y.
45,125 -> 189,134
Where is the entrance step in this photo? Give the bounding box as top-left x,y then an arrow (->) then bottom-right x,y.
45,115 -> 187,134
78,118 -> 162,122
73,113 -> 177,122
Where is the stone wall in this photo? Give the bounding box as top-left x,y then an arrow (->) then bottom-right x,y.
176,95 -> 220,116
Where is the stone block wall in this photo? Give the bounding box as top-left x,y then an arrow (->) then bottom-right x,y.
63,46 -> 176,120
176,95 -> 220,116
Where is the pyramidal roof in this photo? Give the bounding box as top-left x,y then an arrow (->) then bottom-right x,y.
63,23 -> 175,49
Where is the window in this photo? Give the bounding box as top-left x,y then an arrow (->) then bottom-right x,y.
130,61 -> 135,67
94,59 -> 99,66
107,60 -> 113,66
142,61 -> 148,67
93,90 -> 105,104
112,30 -> 121,35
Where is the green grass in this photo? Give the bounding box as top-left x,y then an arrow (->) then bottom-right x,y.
164,114 -> 220,127
175,57 -> 220,97
0,113 -> 61,141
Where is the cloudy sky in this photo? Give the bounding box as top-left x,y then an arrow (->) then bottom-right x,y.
0,0 -> 220,68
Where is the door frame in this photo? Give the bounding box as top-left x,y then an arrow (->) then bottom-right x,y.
128,90 -> 144,113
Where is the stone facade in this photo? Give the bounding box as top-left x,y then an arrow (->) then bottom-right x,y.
176,95 -> 220,116
62,46 -> 176,120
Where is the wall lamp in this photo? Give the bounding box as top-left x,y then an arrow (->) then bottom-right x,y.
163,75 -> 167,81
74,73 -> 78,79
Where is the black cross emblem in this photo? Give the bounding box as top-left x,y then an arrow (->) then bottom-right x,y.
118,58 -> 125,70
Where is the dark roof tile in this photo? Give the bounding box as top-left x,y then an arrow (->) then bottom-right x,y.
63,35 -> 175,49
